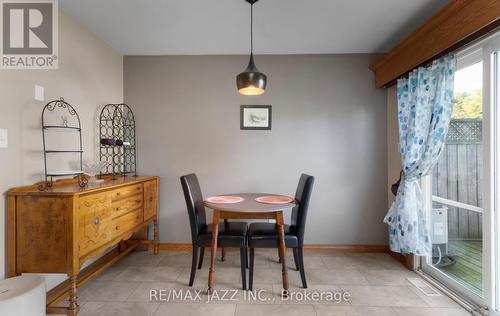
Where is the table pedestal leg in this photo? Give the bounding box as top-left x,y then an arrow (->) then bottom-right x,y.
276,211 -> 289,294
208,210 -> 220,294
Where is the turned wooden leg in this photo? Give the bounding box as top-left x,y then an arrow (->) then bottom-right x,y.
153,218 -> 159,254
221,219 -> 228,261
67,275 -> 79,316
276,211 -> 289,294
208,210 -> 220,294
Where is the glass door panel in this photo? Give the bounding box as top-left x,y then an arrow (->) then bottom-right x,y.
422,56 -> 485,303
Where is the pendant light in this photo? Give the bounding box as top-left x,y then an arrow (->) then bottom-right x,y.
237,0 -> 267,96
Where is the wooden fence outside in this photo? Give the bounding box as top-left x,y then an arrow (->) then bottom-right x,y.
432,119 -> 483,240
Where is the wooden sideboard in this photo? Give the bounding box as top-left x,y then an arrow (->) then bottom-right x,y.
7,176 -> 160,315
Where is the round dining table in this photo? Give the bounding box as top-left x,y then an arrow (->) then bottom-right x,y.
203,193 -> 296,294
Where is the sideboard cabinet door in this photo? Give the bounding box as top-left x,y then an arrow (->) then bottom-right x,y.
78,192 -> 113,256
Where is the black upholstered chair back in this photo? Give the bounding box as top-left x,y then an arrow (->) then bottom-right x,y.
180,174 -> 207,243
290,174 -> 315,246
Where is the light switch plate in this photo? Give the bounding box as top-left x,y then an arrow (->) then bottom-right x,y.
0,129 -> 8,148
35,85 -> 44,101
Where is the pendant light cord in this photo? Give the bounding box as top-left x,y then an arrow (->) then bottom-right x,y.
250,3 -> 253,56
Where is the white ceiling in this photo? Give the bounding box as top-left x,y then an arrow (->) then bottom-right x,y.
60,0 -> 448,55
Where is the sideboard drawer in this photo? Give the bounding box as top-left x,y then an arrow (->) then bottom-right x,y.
112,209 -> 143,237
112,195 -> 143,218
111,184 -> 143,201
78,192 -> 113,255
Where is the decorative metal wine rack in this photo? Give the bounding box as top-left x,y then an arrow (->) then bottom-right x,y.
41,98 -> 87,189
99,103 -> 137,178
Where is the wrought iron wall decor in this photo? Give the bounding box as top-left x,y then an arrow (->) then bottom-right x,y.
41,97 -> 87,189
99,103 -> 137,178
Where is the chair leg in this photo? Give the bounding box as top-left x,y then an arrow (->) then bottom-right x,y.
292,248 -> 300,271
249,248 -> 255,291
297,247 -> 307,288
221,247 -> 226,262
198,247 -> 205,269
189,246 -> 199,286
278,247 -> 282,263
246,247 -> 249,269
240,248 -> 247,290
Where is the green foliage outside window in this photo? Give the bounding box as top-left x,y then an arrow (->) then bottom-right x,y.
452,89 -> 482,119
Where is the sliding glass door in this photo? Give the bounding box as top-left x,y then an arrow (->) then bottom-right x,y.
421,31 -> 500,311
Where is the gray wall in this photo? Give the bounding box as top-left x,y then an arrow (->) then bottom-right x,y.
124,54 -> 388,245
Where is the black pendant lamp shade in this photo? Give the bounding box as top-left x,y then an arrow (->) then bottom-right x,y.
237,0 -> 267,95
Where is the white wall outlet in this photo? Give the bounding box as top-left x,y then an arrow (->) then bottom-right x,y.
0,129 -> 8,148
35,85 -> 44,101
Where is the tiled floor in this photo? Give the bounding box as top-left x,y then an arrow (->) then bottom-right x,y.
57,250 -> 471,316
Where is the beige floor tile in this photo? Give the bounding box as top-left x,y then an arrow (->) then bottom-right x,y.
154,303 -> 236,316
260,252 -> 331,270
114,265 -> 184,282
321,255 -> 386,270
361,269 -> 418,286
78,280 -> 140,301
307,256 -> 329,269
314,305 -> 397,316
306,269 -> 370,285
94,263 -> 127,281
364,253 -> 407,270
79,301 -> 159,316
68,251 -> 470,316
250,267 -> 303,287
177,266 -> 244,289
235,303 -> 316,316
342,285 -> 428,307
157,251 -> 192,267
407,285 -> 462,308
393,307 -> 471,316
116,250 -> 166,267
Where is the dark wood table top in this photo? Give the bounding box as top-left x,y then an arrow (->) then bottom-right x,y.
203,193 -> 296,212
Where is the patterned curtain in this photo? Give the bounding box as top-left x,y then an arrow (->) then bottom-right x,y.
384,55 -> 457,255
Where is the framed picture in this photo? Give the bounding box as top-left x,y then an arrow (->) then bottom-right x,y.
240,105 -> 272,130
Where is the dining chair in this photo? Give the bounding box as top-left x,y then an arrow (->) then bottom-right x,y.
180,173 -> 248,290
247,174 -> 314,290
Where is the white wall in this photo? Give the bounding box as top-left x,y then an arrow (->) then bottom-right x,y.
124,54 -> 389,245
0,11 -> 123,280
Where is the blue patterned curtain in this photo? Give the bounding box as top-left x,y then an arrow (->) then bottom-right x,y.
384,55 -> 457,255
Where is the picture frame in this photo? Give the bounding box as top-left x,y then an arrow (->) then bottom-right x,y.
240,105 -> 272,130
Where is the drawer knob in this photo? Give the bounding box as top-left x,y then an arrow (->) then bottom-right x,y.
94,217 -> 101,225
116,226 -> 120,230
149,197 -> 153,202
116,207 -> 120,211
116,192 -> 121,196
136,199 -> 141,203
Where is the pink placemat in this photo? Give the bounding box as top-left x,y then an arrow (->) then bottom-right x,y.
205,196 -> 244,204
255,195 -> 294,204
